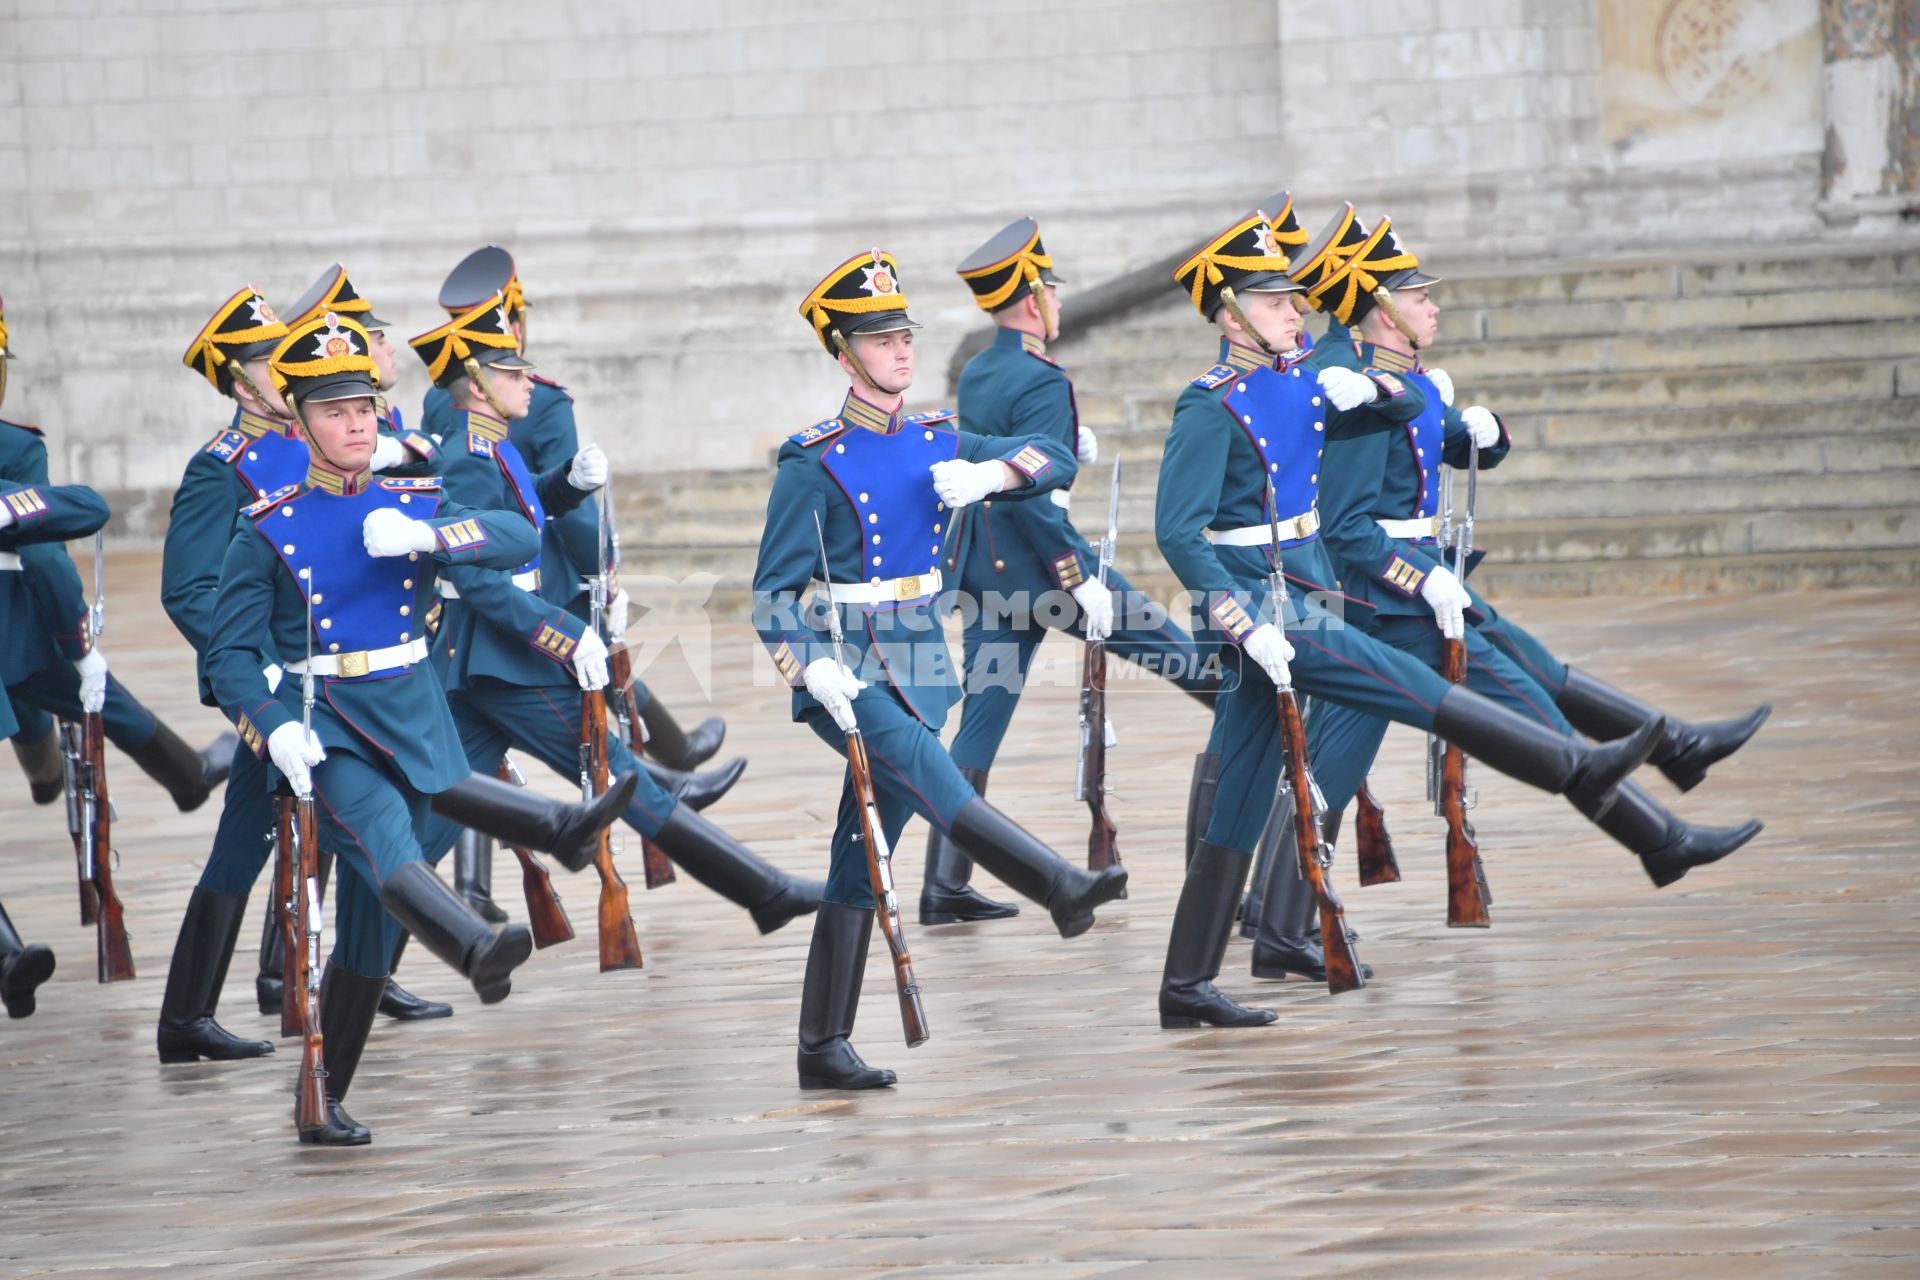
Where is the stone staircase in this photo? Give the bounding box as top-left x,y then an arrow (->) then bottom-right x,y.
624,240 -> 1920,616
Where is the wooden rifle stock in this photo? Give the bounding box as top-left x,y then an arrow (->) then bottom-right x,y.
84,712 -> 134,983
1275,690 -> 1366,994
496,762 -> 575,949
292,791 -> 327,1134
1353,780 -> 1401,886
580,692 -> 643,971
848,730 -> 930,1047
1079,640 -> 1123,883
273,796 -> 305,1037
1439,637 -> 1491,927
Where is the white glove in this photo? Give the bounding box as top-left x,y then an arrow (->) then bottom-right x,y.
568,442 -> 609,491
1075,425 -> 1098,465
1317,366 -> 1380,411
1461,405 -> 1500,449
1103,716 -> 1118,748
1420,564 -> 1472,640
266,721 -> 327,797
77,649 -> 110,713
263,663 -> 284,694
1072,578 -> 1114,642
606,588 -> 630,640
571,627 -> 610,691
367,434 -> 408,473
803,656 -> 866,733
0,502 -> 13,530
1245,623 -> 1296,687
1426,367 -> 1454,406
362,507 -> 439,557
929,458 -> 1011,510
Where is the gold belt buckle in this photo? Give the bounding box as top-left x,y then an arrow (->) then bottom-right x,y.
337,650 -> 371,679
892,574 -> 923,602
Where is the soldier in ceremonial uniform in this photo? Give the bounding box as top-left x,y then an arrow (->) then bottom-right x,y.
405,298 -> 821,937
1294,207 -> 1770,882
753,250 -> 1128,1090
206,311 -> 630,1144
0,472 -> 113,1021
920,219 -> 1217,925
1153,206 -> 1762,1029
421,248 -> 744,920
0,297 -> 237,813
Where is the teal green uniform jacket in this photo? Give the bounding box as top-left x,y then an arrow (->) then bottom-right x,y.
751,390 -> 1075,729
206,473 -> 537,794
1,478 -> 110,689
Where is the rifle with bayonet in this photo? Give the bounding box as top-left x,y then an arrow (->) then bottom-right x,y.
1429,440 -> 1491,927
581,493 -> 645,971
499,757 -> 575,949
1265,479 -> 1365,994
814,512 -> 928,1047
597,480 -> 674,890
290,573 -> 327,1134
1076,460 -> 1123,885
62,530 -> 133,982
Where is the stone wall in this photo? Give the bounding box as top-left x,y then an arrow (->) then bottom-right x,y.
0,0 -> 1901,507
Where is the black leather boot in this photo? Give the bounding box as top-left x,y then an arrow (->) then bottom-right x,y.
649,803 -> 824,934
378,933 -> 453,1021
157,887 -> 276,1062
377,863 -> 531,1005
919,767 -> 1018,925
299,963 -> 383,1146
1555,667 -> 1771,793
430,769 -> 638,875
453,829 -> 507,923
0,900 -> 55,1019
1431,687 -> 1664,818
1238,786 -> 1287,937
947,798 -> 1127,938
643,756 -> 747,812
1184,752 -> 1220,870
11,727 -> 63,806
256,852 -> 330,1017
125,723 -> 237,814
636,697 -> 726,770
796,903 -> 895,1090
1160,841 -> 1276,1028
1587,778 -> 1764,887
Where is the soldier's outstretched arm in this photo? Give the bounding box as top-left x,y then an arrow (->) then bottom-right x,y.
955,424 -> 1076,498
1439,402 -> 1511,470
0,480 -> 109,546
441,560 -> 587,663
416,498 -> 540,571
204,526 -> 289,752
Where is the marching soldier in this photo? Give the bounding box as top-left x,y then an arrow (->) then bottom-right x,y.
1153,205 -> 1762,1029
752,249 -> 1128,1090
1300,207 -> 1771,882
205,310 -> 630,1144
421,247 -> 744,919
405,297 -> 821,938
924,219 -> 1217,925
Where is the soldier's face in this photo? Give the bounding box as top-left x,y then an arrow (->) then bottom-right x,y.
474,366 -> 534,419
1236,291 -> 1304,352
366,328 -> 399,391
300,397 -> 379,468
1397,288 -> 1439,347
846,330 -> 915,395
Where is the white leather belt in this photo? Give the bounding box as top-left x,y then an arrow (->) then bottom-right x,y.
822,566 -> 942,605
1049,490 -> 1072,510
1205,509 -> 1320,546
1378,516 -> 1441,540
0,551 -> 19,571
438,568 -> 540,600
287,637 -> 428,679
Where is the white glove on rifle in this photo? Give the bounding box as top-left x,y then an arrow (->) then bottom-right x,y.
606,587 -> 631,640
0,502 -> 13,530
362,507 -> 438,557
1461,405 -> 1500,449
1420,564 -> 1472,640
1317,366 -> 1380,411
1072,578 -> 1114,642
263,663 -> 284,694
77,649 -> 110,713
570,627 -> 610,691
929,458 -> 1013,510
266,721 -> 327,798
1076,425 -> 1098,465
1244,623 -> 1296,687
367,434 -> 408,473
1426,367 -> 1455,406
568,442 -> 609,491
803,656 -> 866,733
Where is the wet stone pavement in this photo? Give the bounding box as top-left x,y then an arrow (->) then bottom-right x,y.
2,554 -> 1916,1277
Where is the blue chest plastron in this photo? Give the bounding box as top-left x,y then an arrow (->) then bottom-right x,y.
1398,369 -> 1446,536
819,422 -> 960,599
477,434 -> 544,576
1218,361 -> 1328,549
253,483 -> 438,673
233,428 -> 310,500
